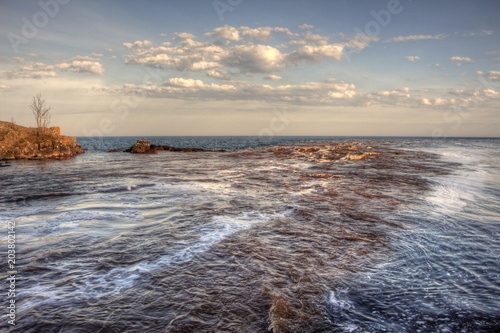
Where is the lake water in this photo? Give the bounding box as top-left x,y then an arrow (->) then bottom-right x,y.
1,137 -> 499,332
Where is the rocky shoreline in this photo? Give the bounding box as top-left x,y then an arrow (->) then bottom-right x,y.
0,121 -> 85,161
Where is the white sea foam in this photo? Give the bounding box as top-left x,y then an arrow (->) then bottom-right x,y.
328,290 -> 353,311
17,211 -> 273,312
422,146 -> 488,217
33,209 -> 142,235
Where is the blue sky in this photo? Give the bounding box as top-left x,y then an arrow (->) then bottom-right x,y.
1,0 -> 499,136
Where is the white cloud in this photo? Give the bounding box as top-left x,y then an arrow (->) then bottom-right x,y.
108,77 -> 361,106
477,70 -> 500,82
405,56 -> 421,62
384,34 -> 446,43
450,56 -> 474,63
286,43 -> 345,65
206,69 -> 231,80
239,26 -> 275,41
343,34 -> 379,51
122,40 -> 154,49
123,26 -> 378,76
420,97 -> 456,107
377,87 -> 410,98
225,44 -> 284,73
6,61 -> 57,79
56,59 -> 104,75
302,31 -> 329,45
102,76 -> 496,111
174,32 -> 196,40
483,89 -> 499,97
263,75 -> 283,81
462,30 -> 493,37
299,24 -> 314,30
6,55 -> 104,79
205,25 -> 241,41
123,39 -> 228,71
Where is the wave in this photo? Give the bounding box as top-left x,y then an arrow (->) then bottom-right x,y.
16,211 -> 275,313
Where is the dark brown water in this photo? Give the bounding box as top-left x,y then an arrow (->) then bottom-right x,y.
1,138 -> 499,332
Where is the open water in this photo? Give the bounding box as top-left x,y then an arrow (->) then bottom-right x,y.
1,137 -> 499,332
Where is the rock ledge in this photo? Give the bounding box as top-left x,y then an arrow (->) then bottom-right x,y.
110,140 -> 225,154
0,121 -> 85,161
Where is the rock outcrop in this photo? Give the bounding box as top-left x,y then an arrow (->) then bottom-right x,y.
270,142 -> 380,163
129,140 -> 154,154
121,140 -> 225,154
0,121 -> 85,161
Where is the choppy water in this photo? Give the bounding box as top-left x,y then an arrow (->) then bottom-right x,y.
1,137 -> 499,332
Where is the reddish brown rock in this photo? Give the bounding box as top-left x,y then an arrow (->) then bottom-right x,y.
0,120 -> 84,161
129,140 -> 155,154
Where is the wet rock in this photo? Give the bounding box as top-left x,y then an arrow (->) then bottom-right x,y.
342,152 -> 380,161
121,140 -> 226,154
270,143 -> 380,163
129,140 -> 156,154
268,296 -> 297,333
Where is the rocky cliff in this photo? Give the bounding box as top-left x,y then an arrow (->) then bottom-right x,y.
0,121 -> 84,161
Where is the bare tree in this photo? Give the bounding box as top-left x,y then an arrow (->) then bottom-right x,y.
30,93 -> 52,136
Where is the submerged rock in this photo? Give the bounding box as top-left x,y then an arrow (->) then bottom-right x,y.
0,121 -> 84,161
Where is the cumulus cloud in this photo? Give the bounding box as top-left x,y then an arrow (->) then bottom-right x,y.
263,75 -> 283,81
105,78 -> 360,105
239,26 -> 275,41
420,97 -> 453,106
123,38 -> 227,71
483,89 -> 499,97
205,25 -> 241,41
174,32 -> 196,40
122,25 -> 378,77
225,44 -> 285,73
6,62 -> 56,79
343,34 -> 379,51
450,56 -> 474,63
123,40 -> 154,49
56,59 -> 104,75
477,70 -> 500,82
102,75 -> 497,110
384,34 -> 446,43
377,87 -> 410,98
299,24 -> 314,30
206,69 -> 231,80
286,44 -> 344,64
405,56 -> 421,62
6,55 -> 104,79
418,87 -> 500,108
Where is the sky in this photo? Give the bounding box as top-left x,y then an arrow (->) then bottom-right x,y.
0,0 -> 499,137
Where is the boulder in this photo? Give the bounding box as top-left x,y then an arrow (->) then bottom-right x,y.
129,140 -> 156,154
